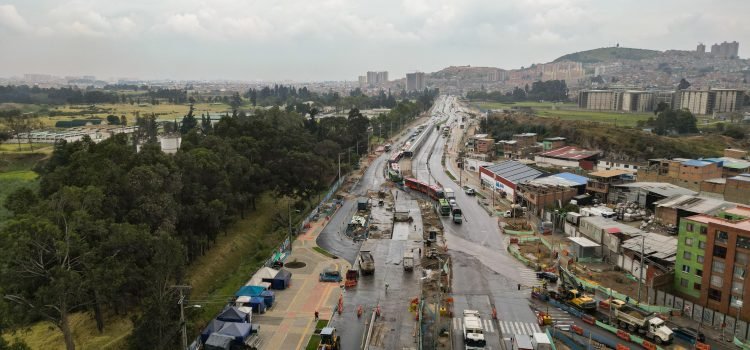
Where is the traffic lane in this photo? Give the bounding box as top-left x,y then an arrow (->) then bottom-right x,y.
316,199 -> 361,264
428,126 -> 504,252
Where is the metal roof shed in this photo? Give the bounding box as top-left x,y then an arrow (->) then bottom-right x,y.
568,236 -> 600,259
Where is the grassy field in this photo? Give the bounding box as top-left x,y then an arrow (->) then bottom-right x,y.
41,103 -> 233,126
4,312 -> 133,350
0,153 -> 44,223
534,108 -> 652,127
0,143 -> 54,153
474,101 -> 576,110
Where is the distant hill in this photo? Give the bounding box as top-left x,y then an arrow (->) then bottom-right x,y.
554,47 -> 661,63
429,66 -> 503,80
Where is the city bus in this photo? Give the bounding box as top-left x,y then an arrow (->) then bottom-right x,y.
438,199 -> 451,216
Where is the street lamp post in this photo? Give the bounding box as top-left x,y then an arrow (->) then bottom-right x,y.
637,234 -> 646,302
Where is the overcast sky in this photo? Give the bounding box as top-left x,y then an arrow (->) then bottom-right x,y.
0,0 -> 747,81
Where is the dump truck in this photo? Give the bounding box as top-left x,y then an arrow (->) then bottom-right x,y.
612,305 -> 673,344
463,310 -> 486,349
358,250 -> 375,275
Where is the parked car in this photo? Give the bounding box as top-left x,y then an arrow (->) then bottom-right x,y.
535,271 -> 558,283
463,186 -> 476,196
319,270 -> 342,282
672,327 -> 705,344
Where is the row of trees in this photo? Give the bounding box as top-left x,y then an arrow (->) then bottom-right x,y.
0,91 -> 435,350
466,80 -> 569,102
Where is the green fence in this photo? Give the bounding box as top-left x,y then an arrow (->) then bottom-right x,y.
504,229 -> 535,236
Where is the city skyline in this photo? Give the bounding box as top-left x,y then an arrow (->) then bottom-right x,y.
0,0 -> 748,81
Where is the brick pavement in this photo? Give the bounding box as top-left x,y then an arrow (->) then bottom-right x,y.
252,213 -> 349,350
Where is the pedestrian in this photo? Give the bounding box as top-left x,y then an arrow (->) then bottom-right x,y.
314,310 -> 319,321
419,248 -> 422,256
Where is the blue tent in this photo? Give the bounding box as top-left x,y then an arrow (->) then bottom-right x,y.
216,322 -> 251,343
200,319 -> 226,344
235,285 -> 266,297
249,296 -> 266,313
204,333 -> 233,350
216,307 -> 249,323
260,290 -> 275,308
263,269 -> 292,290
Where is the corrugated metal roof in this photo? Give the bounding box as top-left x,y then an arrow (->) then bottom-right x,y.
682,159 -> 712,167
484,160 -> 544,185
730,174 -> 750,182
568,236 -> 600,248
614,182 -> 697,197
654,195 -> 731,214
539,146 -> 599,160
555,172 -> 589,186
589,169 -> 630,178
621,232 -> 677,261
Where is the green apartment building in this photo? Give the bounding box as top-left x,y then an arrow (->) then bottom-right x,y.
674,217 -> 709,298
674,205 -> 750,320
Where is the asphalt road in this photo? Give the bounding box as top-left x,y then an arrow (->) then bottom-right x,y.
411,96 -> 544,350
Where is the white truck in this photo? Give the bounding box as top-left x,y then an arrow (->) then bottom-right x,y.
462,310 -> 486,349
444,188 -> 456,200
613,305 -> 673,344
402,250 -> 414,271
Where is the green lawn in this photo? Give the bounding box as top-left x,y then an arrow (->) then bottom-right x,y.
474,101 -> 576,110
534,108 -> 652,127
0,143 -> 54,153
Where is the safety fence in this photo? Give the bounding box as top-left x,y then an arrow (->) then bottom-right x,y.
504,229 -> 535,236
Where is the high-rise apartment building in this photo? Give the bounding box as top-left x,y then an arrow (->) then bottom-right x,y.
358,76 -> 367,88
406,72 -> 425,91
713,89 -> 745,113
697,43 -> 706,54
710,41 -> 740,58
365,71 -> 388,86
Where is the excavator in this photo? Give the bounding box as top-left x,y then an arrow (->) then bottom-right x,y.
557,266 -> 597,314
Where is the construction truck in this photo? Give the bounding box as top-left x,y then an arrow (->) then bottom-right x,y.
358,250 -> 375,275
557,266 -> 597,313
462,310 -> 486,349
612,305 -> 673,344
318,327 -> 340,350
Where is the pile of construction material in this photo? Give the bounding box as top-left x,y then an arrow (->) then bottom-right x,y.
615,202 -> 648,222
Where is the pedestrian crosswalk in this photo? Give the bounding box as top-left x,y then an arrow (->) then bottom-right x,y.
498,321 -> 542,335
518,269 -> 542,287
452,317 -> 496,333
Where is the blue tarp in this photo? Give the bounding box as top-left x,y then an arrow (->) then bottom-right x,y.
260,290 -> 275,308
235,285 -> 266,297
216,307 -> 249,323
249,296 -> 266,313
200,319 -> 226,344
263,269 -> 292,290
217,322 -> 251,343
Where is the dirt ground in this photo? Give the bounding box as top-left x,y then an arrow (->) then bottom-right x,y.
574,266 -> 644,300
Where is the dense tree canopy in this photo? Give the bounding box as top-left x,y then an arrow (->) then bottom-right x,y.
0,90 -> 435,350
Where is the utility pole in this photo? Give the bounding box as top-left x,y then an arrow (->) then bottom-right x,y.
637,234 -> 646,302
288,200 -> 293,253
338,153 -> 341,182
174,285 -> 192,350
434,257 -> 443,350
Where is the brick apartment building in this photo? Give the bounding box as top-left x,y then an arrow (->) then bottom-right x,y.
638,159 -> 723,191
674,206 -> 750,321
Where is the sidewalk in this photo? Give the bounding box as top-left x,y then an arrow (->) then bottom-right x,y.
668,313 -> 738,350
252,211 -> 349,350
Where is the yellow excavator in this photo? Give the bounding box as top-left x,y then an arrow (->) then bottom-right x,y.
558,266 -> 597,313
